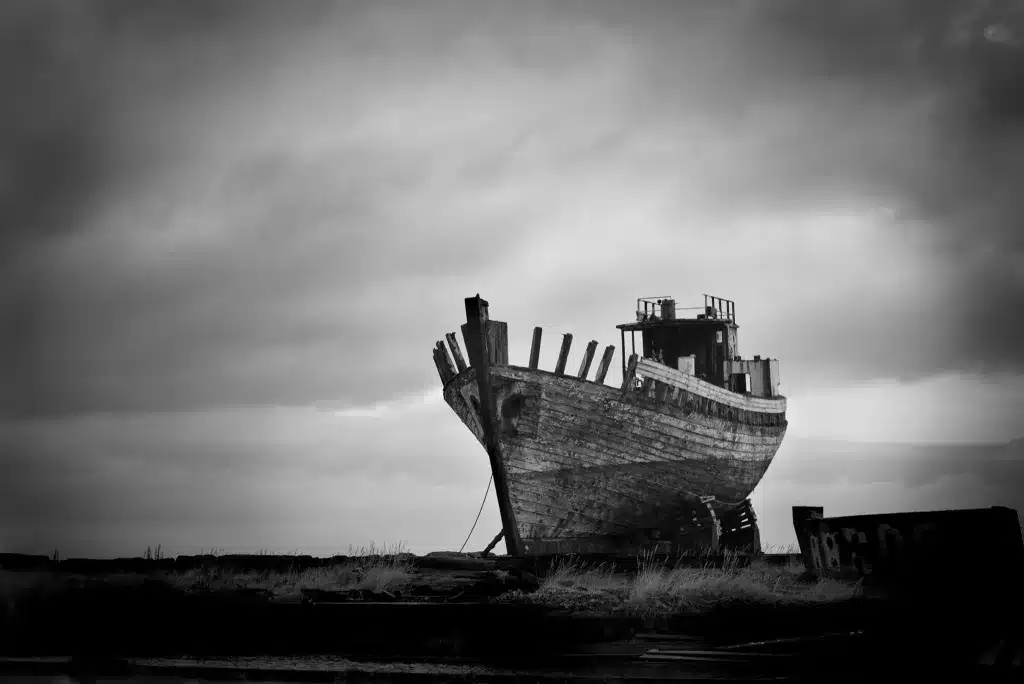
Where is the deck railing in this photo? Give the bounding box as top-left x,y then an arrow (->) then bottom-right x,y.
634,294 -> 736,323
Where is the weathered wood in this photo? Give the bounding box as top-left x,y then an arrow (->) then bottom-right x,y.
553,334 -> 573,376
654,380 -> 669,402
461,321 -> 509,366
594,345 -> 616,384
445,371 -> 784,455
620,329 -> 627,383
445,332 -> 468,373
433,347 -> 455,385
620,353 -> 639,394
463,296 -> 522,556
437,290 -> 790,557
528,327 -> 542,370
481,529 -> 505,557
489,320 -> 509,366
635,357 -> 787,413
577,340 -> 598,380
440,362 -> 786,554
435,341 -> 457,379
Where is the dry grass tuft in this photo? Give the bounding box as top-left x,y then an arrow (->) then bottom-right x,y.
497,549 -> 860,617
166,540 -> 416,596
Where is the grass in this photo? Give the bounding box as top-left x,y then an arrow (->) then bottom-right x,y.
1,541 -> 418,611
495,548 -> 861,617
3,542 -> 860,621
165,541 -> 416,596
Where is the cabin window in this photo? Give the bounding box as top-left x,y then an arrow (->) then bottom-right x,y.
716,331 -> 723,344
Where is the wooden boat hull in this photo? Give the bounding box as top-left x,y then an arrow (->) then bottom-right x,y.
442,362 -> 787,554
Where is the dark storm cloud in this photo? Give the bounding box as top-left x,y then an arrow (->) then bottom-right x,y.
539,0 -> 1024,386
751,0 -> 1024,376
0,0 -> 331,254
2,0 -> 1023,419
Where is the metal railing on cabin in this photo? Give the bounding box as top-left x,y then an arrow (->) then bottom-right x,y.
703,294 -> 736,323
635,295 -> 736,324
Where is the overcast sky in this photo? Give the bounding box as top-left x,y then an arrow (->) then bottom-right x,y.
2,0 -> 1022,558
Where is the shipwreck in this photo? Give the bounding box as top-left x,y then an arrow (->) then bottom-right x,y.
433,294 -> 788,556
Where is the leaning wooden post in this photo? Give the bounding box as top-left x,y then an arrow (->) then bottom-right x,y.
528,327 -> 542,370
620,329 -> 627,382
594,345 -> 616,384
445,332 -> 468,373
577,340 -> 598,379
464,295 -> 523,557
553,334 -> 573,376
481,529 -> 505,557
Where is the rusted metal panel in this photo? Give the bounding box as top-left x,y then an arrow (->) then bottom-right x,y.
594,345 -> 616,384
528,327 -> 542,370
577,340 -> 598,380
792,507 -> 823,574
445,332 -> 468,373
794,505 -> 1024,586
553,334 -> 573,376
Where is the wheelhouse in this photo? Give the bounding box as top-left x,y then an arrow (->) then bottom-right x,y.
615,295 -> 780,398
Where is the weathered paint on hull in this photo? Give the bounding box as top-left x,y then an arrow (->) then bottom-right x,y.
443,364 -> 787,554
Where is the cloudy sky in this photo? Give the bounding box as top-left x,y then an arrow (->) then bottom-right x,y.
2,0 -> 1022,558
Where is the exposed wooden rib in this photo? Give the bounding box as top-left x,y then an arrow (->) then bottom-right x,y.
435,341 -> 457,380
463,296 -> 522,556
554,333 -> 573,376
620,353 -> 639,393
577,340 -> 598,380
445,332 -> 468,373
528,327 -> 543,370
432,347 -> 455,385
594,345 -> 616,384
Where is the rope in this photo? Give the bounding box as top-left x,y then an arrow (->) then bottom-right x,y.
458,473 -> 492,554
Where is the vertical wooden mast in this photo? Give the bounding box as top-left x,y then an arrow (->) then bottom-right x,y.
464,295 -> 523,556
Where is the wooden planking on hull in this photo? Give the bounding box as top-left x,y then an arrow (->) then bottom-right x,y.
441,368 -> 781,550
441,368 -> 784,514
504,456 -> 763,533
443,367 -> 785,452
445,370 -> 785,462
507,466 -> 732,535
